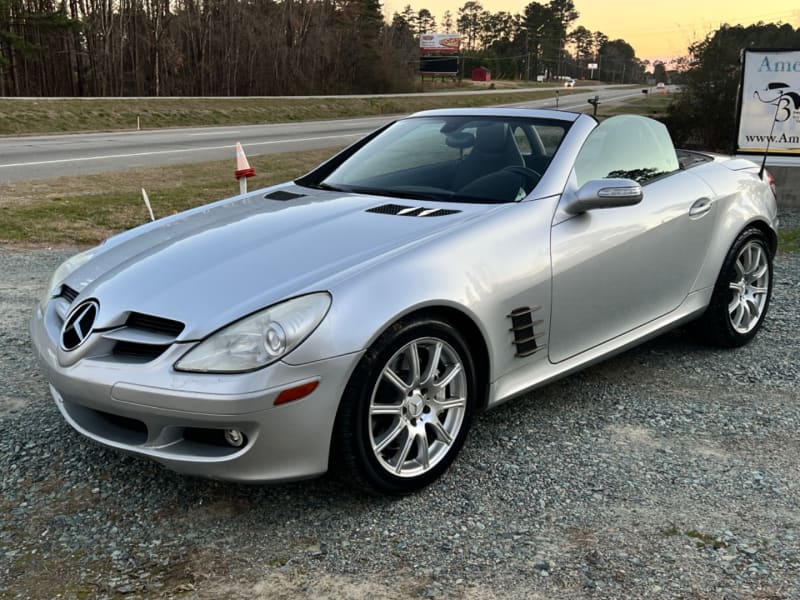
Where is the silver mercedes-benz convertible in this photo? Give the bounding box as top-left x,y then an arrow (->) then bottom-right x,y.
31,108 -> 778,495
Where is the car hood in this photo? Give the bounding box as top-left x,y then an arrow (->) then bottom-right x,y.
67,187 -> 489,339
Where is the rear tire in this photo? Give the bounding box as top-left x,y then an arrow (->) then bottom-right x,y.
694,226 -> 773,347
334,317 -> 476,495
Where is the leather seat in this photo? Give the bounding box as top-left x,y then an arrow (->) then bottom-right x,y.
452,123 -> 524,191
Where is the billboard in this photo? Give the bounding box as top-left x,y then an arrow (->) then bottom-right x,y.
419,33 -> 460,55
420,56 -> 458,76
736,49 -> 800,157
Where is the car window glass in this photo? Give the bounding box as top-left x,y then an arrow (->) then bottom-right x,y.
573,115 -> 680,187
533,125 -> 567,157
316,115 -> 572,203
337,120 -> 464,180
512,126 -> 532,156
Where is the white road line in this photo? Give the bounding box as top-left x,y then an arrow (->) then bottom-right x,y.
188,130 -> 242,136
0,133 -> 362,169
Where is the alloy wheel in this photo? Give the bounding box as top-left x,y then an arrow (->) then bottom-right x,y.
728,239 -> 770,334
368,337 -> 467,478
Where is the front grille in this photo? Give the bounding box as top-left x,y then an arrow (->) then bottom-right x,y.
62,399 -> 149,445
60,285 -> 79,303
103,312 -> 185,363
112,341 -> 170,361
95,410 -> 148,442
125,312 -> 184,337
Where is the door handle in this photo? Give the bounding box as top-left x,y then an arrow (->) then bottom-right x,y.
689,197 -> 712,218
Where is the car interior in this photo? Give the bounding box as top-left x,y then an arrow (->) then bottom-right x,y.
312,117 -> 570,204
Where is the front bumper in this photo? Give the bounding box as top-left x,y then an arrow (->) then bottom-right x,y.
30,303 -> 362,483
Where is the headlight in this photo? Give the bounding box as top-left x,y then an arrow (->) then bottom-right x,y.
39,246 -> 98,308
174,293 -> 331,373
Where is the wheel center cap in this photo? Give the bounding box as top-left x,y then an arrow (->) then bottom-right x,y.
406,393 -> 424,418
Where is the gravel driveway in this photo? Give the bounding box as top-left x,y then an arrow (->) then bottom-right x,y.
2,212 -> 799,599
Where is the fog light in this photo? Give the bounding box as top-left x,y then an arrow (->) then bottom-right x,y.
224,429 -> 245,447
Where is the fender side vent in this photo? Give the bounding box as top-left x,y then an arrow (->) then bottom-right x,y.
265,190 -> 306,201
508,306 -> 545,357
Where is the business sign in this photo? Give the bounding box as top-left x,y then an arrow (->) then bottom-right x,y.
420,34 -> 460,55
736,49 -> 800,157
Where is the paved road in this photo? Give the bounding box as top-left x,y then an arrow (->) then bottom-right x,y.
0,86 -> 646,182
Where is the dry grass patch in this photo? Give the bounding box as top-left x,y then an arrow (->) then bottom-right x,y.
0,147 -> 341,246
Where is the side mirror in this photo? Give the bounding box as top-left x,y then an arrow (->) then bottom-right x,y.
565,178 -> 643,214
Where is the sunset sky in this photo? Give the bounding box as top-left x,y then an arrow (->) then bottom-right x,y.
384,0 -> 800,62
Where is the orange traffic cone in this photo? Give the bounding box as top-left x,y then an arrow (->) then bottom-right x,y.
234,142 -> 255,194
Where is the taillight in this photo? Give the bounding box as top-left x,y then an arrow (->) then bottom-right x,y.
763,169 -> 777,198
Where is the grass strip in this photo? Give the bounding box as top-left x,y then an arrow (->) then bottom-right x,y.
595,92 -> 674,119
0,88 -> 586,136
0,147 -> 340,246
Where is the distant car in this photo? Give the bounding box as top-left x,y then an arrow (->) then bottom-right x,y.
656,82 -> 666,89
564,78 -> 576,87
31,109 -> 778,495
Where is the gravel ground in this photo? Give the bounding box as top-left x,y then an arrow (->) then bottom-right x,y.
1,211 -> 799,599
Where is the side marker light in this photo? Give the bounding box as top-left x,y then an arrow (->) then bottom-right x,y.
274,381 -> 320,406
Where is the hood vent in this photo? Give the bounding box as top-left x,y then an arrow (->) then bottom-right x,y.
265,190 -> 306,201
367,204 -> 461,217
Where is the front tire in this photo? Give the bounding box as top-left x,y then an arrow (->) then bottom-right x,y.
334,317 -> 476,495
696,226 -> 773,347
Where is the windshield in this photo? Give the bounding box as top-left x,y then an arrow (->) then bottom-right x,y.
307,115 -> 571,204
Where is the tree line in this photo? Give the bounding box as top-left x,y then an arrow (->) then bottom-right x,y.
0,0 -> 417,96
0,0 -> 648,97
666,22 -> 800,152
395,0 -> 646,84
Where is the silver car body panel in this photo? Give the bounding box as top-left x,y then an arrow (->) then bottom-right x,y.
30,108 -> 778,483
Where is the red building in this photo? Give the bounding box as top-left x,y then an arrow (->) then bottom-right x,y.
471,67 -> 491,82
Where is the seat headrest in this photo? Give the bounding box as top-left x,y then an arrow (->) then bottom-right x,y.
474,123 -> 508,154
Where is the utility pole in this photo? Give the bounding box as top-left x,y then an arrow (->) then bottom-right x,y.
525,33 -> 531,81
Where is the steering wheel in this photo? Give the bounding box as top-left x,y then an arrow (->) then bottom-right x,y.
503,166 -> 543,195
503,165 -> 542,182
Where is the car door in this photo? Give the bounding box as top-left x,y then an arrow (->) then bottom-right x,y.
548,116 -> 717,363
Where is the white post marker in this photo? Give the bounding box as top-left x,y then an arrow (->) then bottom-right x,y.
141,188 -> 155,222
234,142 -> 255,195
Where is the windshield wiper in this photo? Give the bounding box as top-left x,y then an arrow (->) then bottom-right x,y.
344,186 -> 450,203
304,182 -> 344,192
